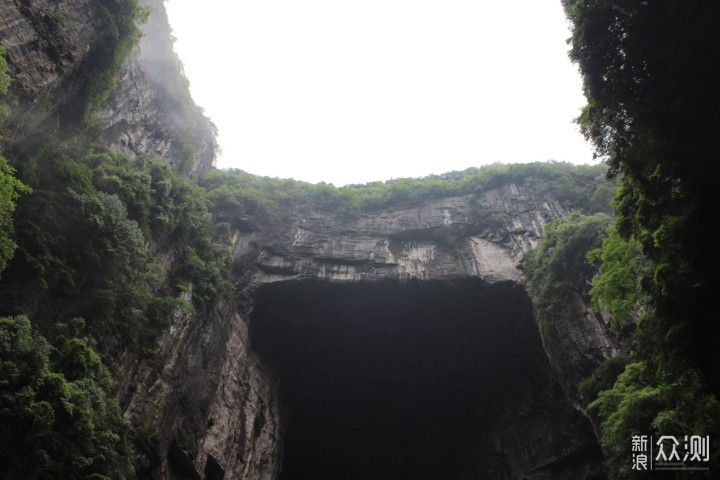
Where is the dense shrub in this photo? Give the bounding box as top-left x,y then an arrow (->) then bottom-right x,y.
202,161 -> 614,226
0,316 -> 133,479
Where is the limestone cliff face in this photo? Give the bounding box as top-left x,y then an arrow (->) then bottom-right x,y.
0,0 -> 216,178
538,289 -> 619,413
99,0 -> 216,180
2,2 -> 617,478
0,0 -> 103,137
238,183 -> 564,285
119,184 -> 615,479
115,296 -> 283,480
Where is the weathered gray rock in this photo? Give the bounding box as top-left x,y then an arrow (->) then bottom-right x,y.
99,0 -> 216,180
3,2 -> 617,477
0,0 -> 102,137
119,183 -> 613,479
537,290 -> 619,411
238,184 -> 567,285
116,293 -> 283,480
0,0 -> 216,178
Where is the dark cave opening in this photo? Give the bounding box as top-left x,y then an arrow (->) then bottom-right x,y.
250,278 -> 601,480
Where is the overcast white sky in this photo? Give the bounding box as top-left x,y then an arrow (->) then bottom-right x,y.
165,0 -> 595,186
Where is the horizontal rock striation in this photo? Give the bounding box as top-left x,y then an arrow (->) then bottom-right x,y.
122,183 -> 613,479
237,184 -> 568,286
2,1 -> 617,478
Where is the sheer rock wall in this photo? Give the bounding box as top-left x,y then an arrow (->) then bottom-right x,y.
0,0 -> 215,178
121,185 -> 615,479
1,1 -> 617,478
98,0 -> 216,180
0,0 -> 103,138
240,185 -> 563,285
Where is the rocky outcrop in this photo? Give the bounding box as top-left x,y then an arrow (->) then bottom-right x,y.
0,0 -> 97,96
0,0 -> 216,178
537,290 -> 619,411
115,294 -> 283,480
3,2 -> 616,477
119,183 -> 614,479
99,0 -> 216,180
237,184 -> 567,285
0,0 -> 103,137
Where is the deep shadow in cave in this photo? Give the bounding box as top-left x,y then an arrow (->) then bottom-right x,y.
250,278 -> 602,480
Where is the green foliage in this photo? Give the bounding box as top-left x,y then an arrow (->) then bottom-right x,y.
202,161 -> 615,226
0,315 -> 133,479
587,225 -> 652,329
563,0 -> 720,186
578,355 -> 628,406
587,184 -> 616,216
0,145 -> 229,355
589,361 -> 720,479
563,0 -> 720,360
0,42 -> 10,139
0,43 -> 9,97
564,1 -> 720,475
0,156 -> 30,275
0,44 -> 31,276
0,144 -> 228,478
523,213 -> 614,400
459,162 -> 615,214
524,212 -> 613,331
79,0 -> 149,125
178,142 -> 197,174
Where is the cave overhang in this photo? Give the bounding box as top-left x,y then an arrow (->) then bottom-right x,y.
249,277 -> 602,479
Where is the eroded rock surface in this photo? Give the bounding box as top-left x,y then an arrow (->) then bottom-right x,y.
0,0 -> 216,178
120,184 -> 613,479
99,0 -> 216,180
236,185 -> 567,285
2,2 -> 616,478
0,0 -> 103,137
116,296 -> 283,480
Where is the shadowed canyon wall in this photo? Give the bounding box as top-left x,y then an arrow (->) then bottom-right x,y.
0,1 -> 618,478
252,279 -> 603,480
118,186 -> 615,479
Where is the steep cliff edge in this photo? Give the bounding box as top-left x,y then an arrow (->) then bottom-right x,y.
0,0 -> 215,177
99,0 -> 216,180
118,185 -> 615,479
1,2 -> 619,479
243,185 -> 556,284
0,0 -> 104,133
